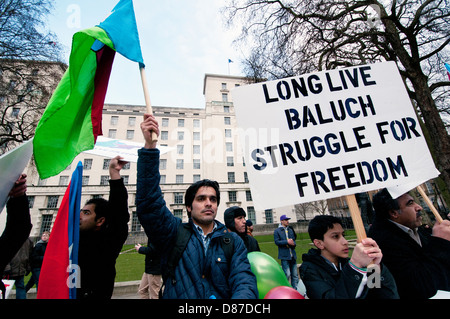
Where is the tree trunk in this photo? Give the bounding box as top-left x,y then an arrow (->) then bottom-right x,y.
411,73 -> 450,196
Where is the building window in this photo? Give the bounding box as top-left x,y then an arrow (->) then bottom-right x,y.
59,176 -> 69,186
103,159 -> 111,170
174,209 -> 183,219
161,131 -> 169,140
82,176 -> 90,186
224,105 -> 230,113
110,116 -> 118,125
162,118 -> 169,127
193,159 -> 200,169
244,172 -> 249,183
178,131 -> 184,140
28,196 -> 35,209
176,159 -> 184,169
177,145 -> 184,154
228,191 -> 237,202
176,175 -> 184,183
174,192 -> 184,204
227,156 -> 234,167
160,175 -> 166,184
128,116 -> 136,126
247,206 -> 256,223
222,83 -> 227,90
225,129 -> 232,138
47,196 -> 59,209
228,172 -> 235,183
226,142 -> 233,152
193,132 -> 200,141
83,158 -> 93,170
193,119 -> 200,128
224,117 -> 231,125
40,215 -> 53,234
222,93 -> 228,102
265,209 -> 273,224
131,212 -> 141,232
100,175 -> 109,185
126,130 -> 134,139
160,159 -> 167,170
193,145 -> 200,154
122,176 -> 129,184
178,119 -> 185,127
193,174 -> 201,183
246,190 -> 253,201
108,129 -> 117,138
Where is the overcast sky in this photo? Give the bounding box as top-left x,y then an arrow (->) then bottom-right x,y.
46,0 -> 242,108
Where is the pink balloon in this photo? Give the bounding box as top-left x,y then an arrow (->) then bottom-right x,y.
264,286 -> 305,299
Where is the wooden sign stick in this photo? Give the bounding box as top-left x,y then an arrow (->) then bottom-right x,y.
139,66 -> 158,143
346,194 -> 379,274
346,194 -> 367,243
416,185 -> 443,224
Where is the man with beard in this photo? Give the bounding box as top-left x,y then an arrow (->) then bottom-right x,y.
224,206 -> 260,253
368,188 -> 450,299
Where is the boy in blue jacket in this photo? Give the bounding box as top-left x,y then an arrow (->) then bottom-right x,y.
300,215 -> 398,299
136,114 -> 258,299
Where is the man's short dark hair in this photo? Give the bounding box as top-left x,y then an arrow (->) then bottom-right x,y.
372,188 -> 400,221
85,197 -> 109,221
308,215 -> 343,241
184,179 -> 220,217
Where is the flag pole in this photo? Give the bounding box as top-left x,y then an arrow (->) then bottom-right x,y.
139,65 -> 158,143
346,193 -> 378,273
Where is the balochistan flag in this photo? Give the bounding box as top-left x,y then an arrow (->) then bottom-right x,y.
445,63 -> 450,81
37,162 -> 83,299
33,0 -> 144,179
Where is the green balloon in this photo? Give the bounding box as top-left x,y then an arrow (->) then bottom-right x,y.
248,252 -> 291,299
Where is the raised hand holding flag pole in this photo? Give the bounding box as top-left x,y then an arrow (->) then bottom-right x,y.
33,0 -> 154,179
99,0 -> 157,144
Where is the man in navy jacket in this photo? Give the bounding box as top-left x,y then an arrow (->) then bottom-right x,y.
136,114 -> 258,299
274,215 -> 299,290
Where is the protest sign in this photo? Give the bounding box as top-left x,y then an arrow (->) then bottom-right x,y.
0,139 -> 33,213
232,61 -> 439,210
83,136 -> 173,162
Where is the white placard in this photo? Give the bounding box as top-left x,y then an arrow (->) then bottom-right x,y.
0,140 -> 33,213
232,61 -> 439,210
84,136 -> 173,162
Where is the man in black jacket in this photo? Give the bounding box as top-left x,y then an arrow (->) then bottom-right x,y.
368,188 -> 450,299
0,174 -> 32,299
135,240 -> 162,299
77,156 -> 130,299
224,206 -> 260,253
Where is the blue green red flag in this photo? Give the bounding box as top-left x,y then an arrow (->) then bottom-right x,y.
33,0 -> 144,179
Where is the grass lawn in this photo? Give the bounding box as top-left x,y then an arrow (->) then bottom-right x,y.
114,230 -> 356,282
